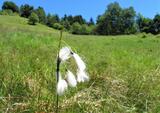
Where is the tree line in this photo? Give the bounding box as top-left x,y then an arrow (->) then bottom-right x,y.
0,1 -> 160,35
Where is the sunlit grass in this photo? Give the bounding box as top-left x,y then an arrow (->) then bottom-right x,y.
0,15 -> 160,113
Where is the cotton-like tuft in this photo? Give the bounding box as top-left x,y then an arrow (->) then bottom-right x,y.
73,53 -> 86,71
59,47 -> 71,62
57,73 -> 68,95
77,69 -> 89,82
66,70 -> 77,87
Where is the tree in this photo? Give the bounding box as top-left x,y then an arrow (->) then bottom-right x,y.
34,7 -> 46,24
96,2 -> 137,35
61,20 -> 71,30
20,4 -> 34,18
61,14 -> 71,30
2,1 -> 19,13
152,14 -> 160,34
46,14 -> 60,27
136,14 -> 153,33
88,18 -> 95,26
28,12 -> 39,25
121,7 -> 136,34
73,15 -> 86,25
67,15 -> 74,25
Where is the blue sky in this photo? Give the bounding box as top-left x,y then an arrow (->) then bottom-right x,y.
0,0 -> 160,21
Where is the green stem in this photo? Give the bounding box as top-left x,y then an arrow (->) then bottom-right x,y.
56,30 -> 63,113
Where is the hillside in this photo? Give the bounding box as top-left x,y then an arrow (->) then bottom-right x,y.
0,15 -> 59,33
0,15 -> 160,113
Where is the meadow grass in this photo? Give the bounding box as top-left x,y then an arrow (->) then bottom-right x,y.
0,15 -> 160,113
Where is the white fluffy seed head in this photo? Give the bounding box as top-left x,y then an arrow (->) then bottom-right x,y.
66,70 -> 77,87
57,79 -> 68,95
57,72 -> 68,95
77,69 -> 89,83
73,53 -> 86,71
59,47 -> 71,62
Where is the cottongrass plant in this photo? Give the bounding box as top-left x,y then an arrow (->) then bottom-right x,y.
55,31 -> 89,113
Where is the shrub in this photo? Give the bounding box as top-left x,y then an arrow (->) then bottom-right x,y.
80,24 -> 91,35
52,23 -> 63,30
28,12 -> 39,25
0,9 -> 19,16
0,9 -> 13,15
71,22 -> 82,34
71,22 -> 93,35
141,33 -> 147,38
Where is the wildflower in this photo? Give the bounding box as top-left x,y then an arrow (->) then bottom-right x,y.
72,53 -> 86,71
77,69 -> 89,82
66,70 -> 77,87
59,47 -> 72,62
56,46 -> 89,95
57,73 -> 68,95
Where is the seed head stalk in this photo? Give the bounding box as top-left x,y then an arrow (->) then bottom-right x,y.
56,30 -> 63,113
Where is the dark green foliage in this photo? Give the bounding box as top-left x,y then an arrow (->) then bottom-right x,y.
95,2 -> 137,35
88,18 -> 95,26
67,15 -> 74,25
121,7 -> 137,34
61,14 -> 87,25
46,14 -> 60,27
28,12 -> 39,25
136,14 -> 153,33
20,4 -> 34,18
136,14 -> 160,34
73,15 -> 86,25
152,14 -> 160,34
61,14 -> 71,30
2,1 -> 19,13
34,7 -> 46,24
60,14 -> 91,33
61,20 -> 71,30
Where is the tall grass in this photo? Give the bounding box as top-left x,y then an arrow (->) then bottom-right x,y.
0,15 -> 160,113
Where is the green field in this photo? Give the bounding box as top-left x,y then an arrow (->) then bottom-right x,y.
0,15 -> 160,113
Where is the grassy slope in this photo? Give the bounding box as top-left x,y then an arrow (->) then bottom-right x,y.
0,15 -> 160,113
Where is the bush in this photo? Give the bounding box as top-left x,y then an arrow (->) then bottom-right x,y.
80,24 -> 91,35
141,33 -> 147,38
71,22 -> 81,34
71,22 -> 93,35
52,23 -> 63,30
0,9 -> 13,15
0,9 -> 19,16
28,12 -> 39,25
